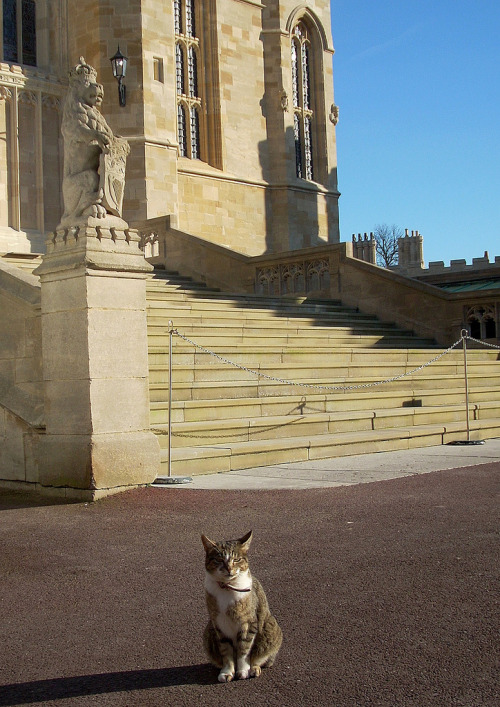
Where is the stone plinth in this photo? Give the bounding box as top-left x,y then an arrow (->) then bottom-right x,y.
33,225 -> 160,499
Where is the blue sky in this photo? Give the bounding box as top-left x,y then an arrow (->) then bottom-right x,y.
331,1 -> 500,265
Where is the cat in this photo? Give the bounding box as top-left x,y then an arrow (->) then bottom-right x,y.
201,530 -> 283,683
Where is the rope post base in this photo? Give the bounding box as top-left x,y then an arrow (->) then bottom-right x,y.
448,440 -> 485,446
153,476 -> 193,485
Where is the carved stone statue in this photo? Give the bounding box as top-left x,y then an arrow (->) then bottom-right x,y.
58,57 -> 130,230
329,103 -> 339,126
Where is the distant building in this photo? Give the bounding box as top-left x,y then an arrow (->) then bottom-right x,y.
352,229 -> 500,342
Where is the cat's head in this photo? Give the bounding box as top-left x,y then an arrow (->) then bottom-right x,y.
201,531 -> 252,581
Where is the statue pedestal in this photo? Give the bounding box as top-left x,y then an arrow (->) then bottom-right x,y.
33,225 -> 160,500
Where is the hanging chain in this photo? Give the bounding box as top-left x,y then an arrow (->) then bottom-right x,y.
172,329 -> 469,392
463,334 -> 500,350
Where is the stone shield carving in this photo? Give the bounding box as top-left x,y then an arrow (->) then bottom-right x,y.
99,136 -> 130,218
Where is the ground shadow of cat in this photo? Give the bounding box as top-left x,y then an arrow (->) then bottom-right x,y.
0,664 -> 214,705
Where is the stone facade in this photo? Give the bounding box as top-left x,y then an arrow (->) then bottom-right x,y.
0,0 -> 340,256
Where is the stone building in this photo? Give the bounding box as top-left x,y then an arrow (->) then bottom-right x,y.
0,0 -> 340,256
2,1 -> 499,499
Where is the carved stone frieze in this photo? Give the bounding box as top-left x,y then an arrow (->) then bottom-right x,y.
256,257 -> 331,296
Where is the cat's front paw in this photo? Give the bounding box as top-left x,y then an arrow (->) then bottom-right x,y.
250,666 -> 262,678
236,669 -> 250,680
218,670 -> 234,683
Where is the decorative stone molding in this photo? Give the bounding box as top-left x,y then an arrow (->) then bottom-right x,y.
41,94 -> 61,111
256,257 -> 330,296
0,86 -> 12,101
18,90 -> 38,105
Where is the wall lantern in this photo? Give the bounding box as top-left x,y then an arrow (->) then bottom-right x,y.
110,46 -> 128,107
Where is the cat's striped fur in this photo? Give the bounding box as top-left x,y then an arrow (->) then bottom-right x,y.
202,530 -> 282,682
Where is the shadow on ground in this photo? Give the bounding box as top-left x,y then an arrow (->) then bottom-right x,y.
0,664 -> 214,705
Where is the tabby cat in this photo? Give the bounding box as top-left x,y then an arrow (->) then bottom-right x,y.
201,530 -> 282,682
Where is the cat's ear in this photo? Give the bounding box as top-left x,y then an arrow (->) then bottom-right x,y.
238,530 -> 253,552
201,534 -> 217,552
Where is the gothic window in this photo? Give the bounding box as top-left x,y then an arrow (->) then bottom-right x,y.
177,104 -> 187,156
175,43 -> 185,94
190,106 -> 200,159
291,22 -> 315,181
2,0 -> 36,66
188,46 -> 198,97
174,0 -> 203,160
466,304 -> 497,340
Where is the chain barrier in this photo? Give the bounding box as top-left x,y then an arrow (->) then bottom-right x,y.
172,329 -> 472,393
464,334 -> 500,350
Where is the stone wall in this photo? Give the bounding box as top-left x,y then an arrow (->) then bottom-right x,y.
0,261 -> 43,484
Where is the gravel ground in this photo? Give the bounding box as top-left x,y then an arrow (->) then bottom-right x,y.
0,463 -> 499,706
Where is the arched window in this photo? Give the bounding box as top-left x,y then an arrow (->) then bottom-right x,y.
466,304 -> 497,340
291,22 -> 314,180
174,0 -> 202,160
3,0 -> 37,66
177,104 -> 187,157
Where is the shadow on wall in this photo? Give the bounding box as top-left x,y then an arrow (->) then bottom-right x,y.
258,126 -> 320,254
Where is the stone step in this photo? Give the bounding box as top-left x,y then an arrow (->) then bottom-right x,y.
147,332 -> 435,351
147,344 -> 495,367
146,298 -> 376,320
150,387 -> 500,424
160,418 -> 500,475
153,403 -> 492,449
149,371 -> 500,402
147,310 -> 402,329
148,359 -> 499,385
145,270 -> 500,476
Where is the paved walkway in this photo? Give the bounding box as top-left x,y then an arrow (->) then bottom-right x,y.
0,445 -> 499,706
155,438 -> 500,489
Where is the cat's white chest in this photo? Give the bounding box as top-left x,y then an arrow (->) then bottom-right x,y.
205,571 -> 252,642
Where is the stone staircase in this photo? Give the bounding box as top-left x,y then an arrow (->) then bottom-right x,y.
146,270 -> 500,476
3,254 -> 499,478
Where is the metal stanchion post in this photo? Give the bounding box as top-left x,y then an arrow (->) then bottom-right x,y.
448,329 -> 484,446
463,329 -> 470,442
153,321 -> 193,486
